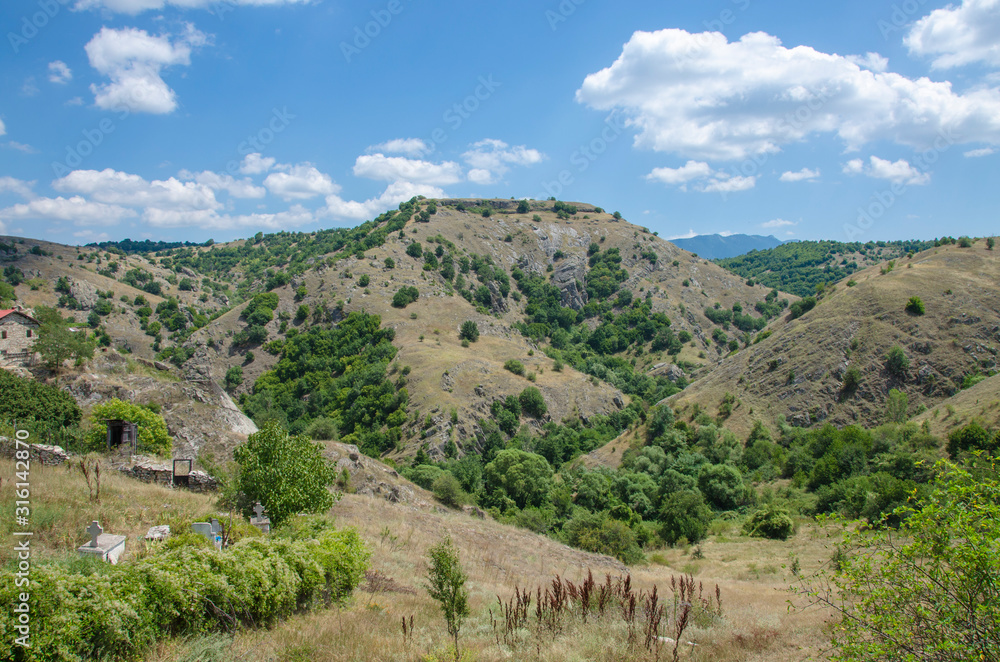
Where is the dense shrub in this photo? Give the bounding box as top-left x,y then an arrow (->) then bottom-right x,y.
0,369 -> 81,430
789,296 -> 817,319
0,527 -> 368,661
659,490 -> 713,545
392,286 -> 419,308
459,320 -> 479,342
743,506 -> 794,540
86,399 -> 173,456
562,511 -> 642,564
885,345 -> 909,376
697,464 -> 746,510
518,387 -> 547,418
905,296 -> 925,315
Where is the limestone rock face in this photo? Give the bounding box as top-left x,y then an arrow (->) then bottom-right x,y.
550,255 -> 589,310
70,279 -> 100,310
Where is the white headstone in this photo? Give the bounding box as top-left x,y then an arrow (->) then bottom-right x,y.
78,520 -> 126,564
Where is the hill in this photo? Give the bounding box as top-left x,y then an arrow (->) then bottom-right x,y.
664,239 -> 1000,437
671,233 -> 784,259
2,198 -> 797,460
716,238 -> 935,297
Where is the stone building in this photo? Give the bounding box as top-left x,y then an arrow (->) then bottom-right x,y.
0,308 -> 40,366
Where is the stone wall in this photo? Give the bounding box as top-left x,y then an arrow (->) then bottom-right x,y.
118,456 -> 218,492
0,437 -> 70,465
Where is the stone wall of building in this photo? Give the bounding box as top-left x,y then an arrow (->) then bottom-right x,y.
0,313 -> 39,365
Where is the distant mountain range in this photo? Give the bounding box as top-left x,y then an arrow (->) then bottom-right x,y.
669,233 -> 785,259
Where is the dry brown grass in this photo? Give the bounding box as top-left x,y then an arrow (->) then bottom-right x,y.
144,493 -> 835,662
0,455 -> 218,566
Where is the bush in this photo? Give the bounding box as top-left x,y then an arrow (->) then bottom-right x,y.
459,320 -> 479,342
391,286 -> 419,308
406,242 -> 423,258
0,369 -> 82,431
358,274 -> 370,287
885,345 -> 909,376
698,463 -> 746,510
804,461 -> 1000,661
659,490 -> 712,545
483,449 -> 552,509
563,511 -> 643,564
503,359 -> 525,376
86,399 -> 172,456
789,296 -> 817,319
842,366 -> 862,393
233,421 -> 338,527
946,422 -> 996,456
432,473 -> 465,508
305,416 -> 338,441
518,387 -> 547,418
743,506 -> 794,540
905,296 -> 925,315
0,528 -> 368,661
225,365 -> 243,390
426,537 -> 470,655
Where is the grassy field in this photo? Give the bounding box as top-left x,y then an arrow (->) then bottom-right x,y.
2,456 -> 838,661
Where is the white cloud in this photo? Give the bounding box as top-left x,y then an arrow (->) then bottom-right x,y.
0,177 -> 35,199
701,175 -> 756,193
0,196 -> 136,226
666,228 -> 697,240
779,167 -> 820,182
263,164 -> 337,200
964,147 -> 996,157
906,0 -> 1000,69
845,52 -> 889,72
646,160 -> 712,186
461,139 -> 544,184
576,29 -> 1000,161
0,118 -> 5,136
143,205 -> 315,230
85,25 -> 207,114
48,61 -> 72,84
646,161 -> 756,193
178,170 -> 266,198
762,218 -> 796,228
4,142 -> 38,154
842,156 -> 931,185
22,78 -> 39,97
239,152 -> 275,175
353,154 -> 463,186
73,0 -> 311,15
324,181 -> 446,222
369,138 -> 431,157
54,168 -> 220,210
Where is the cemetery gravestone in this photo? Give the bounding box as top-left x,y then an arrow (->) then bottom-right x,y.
77,520 -> 127,564
251,502 -> 271,534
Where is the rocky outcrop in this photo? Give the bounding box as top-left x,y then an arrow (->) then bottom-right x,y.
69,278 -> 100,310
550,255 -> 589,310
325,442 -> 430,507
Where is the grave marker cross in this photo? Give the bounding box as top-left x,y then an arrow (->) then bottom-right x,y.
87,521 -> 103,547
254,503 -> 266,519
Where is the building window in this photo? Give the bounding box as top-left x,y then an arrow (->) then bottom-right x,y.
26,329 -> 32,338
1,330 -> 6,339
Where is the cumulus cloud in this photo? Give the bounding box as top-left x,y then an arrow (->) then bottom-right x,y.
4,142 -> 37,154
0,196 -> 136,226
85,25 -> 208,114
0,118 -> 5,136
576,29 -> 1000,161
143,205 -> 315,230
48,61 -> 72,84
369,138 -> 431,157
0,177 -> 35,199
779,167 -> 820,182
762,218 -> 796,228
264,164 -> 338,200
906,0 -> 1000,69
73,0 -> 311,15
646,161 -> 756,193
842,156 -> 931,185
353,154 -> 463,186
54,168 -> 220,210
324,181 -> 446,222
461,139 -> 544,184
178,170 -> 266,198
964,147 -> 996,157
239,152 -> 275,175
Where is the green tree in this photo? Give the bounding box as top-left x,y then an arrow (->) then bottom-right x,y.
698,463 -> 746,510
885,388 -> 909,423
517,199 -> 531,214
32,305 -> 96,370
233,421 -> 338,527
804,461 -> 1000,661
483,449 -> 553,509
905,296 -> 925,315
988,237 -> 995,250
659,490 -> 712,545
87,399 -> 173,456
426,537 -> 470,657
842,366 -> 862,394
885,345 -> 910,377
384,257 -> 395,269
432,473 -> 465,508
518,386 -> 547,418
458,320 -> 479,342
225,365 -> 243,390
0,369 -> 81,430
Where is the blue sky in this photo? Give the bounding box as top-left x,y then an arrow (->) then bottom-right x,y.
1,0 -> 998,245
